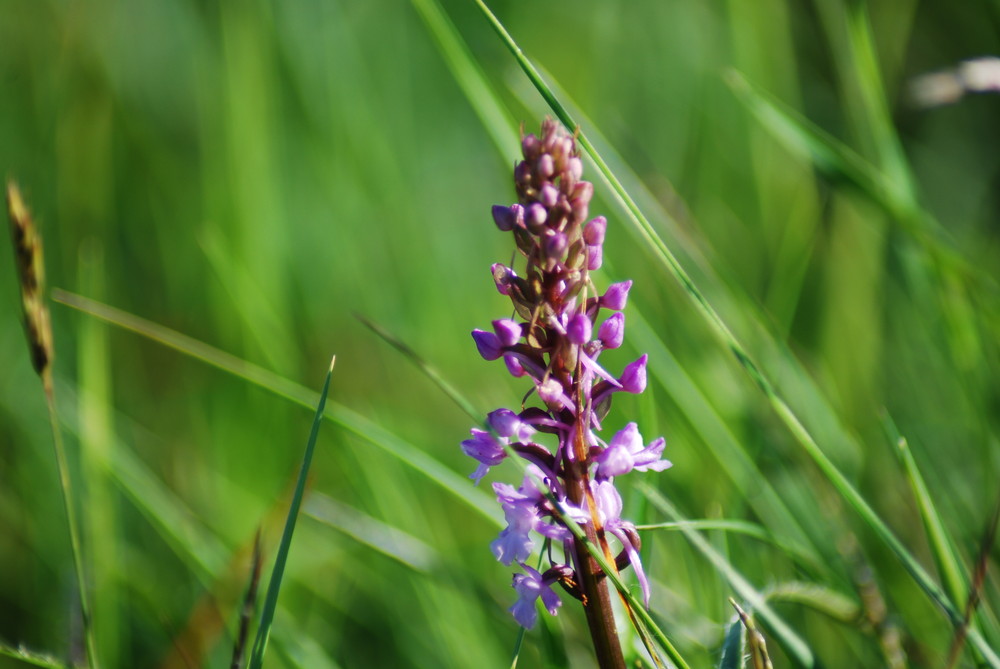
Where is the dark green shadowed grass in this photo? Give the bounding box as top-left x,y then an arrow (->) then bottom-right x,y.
247,356 -> 335,669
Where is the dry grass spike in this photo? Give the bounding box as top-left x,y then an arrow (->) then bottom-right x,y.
6,180 -> 54,394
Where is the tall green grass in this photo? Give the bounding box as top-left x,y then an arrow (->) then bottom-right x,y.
1,0 -> 998,666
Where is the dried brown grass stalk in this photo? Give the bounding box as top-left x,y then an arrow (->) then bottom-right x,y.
7,180 -> 54,395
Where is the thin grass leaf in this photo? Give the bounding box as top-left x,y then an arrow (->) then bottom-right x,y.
762,583 -> 859,624
638,482 -> 814,667
247,355 -> 336,669
717,612 -> 746,669
880,412 -> 967,609
637,520 -> 816,572
466,6 -> 1000,664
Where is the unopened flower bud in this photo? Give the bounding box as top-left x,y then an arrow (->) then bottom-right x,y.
492,263 -> 514,295
583,216 -> 607,245
567,157 -> 583,183
472,329 -> 503,360
586,245 -> 603,270
492,204 -> 517,231
540,184 -> 559,208
545,232 -> 567,258
598,313 -> 625,349
493,319 -> 521,347
538,153 -> 555,178
515,161 -> 532,187
526,203 -> 547,230
619,354 -> 648,394
601,280 -> 632,311
521,133 -> 540,159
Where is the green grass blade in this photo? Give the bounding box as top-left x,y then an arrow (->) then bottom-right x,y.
880,413 -> 968,610
638,482 -> 814,667
247,355 -> 336,669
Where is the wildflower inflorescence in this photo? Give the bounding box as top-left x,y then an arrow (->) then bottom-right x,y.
461,119 -> 671,630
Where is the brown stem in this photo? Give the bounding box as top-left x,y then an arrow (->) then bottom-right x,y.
566,464 -> 626,669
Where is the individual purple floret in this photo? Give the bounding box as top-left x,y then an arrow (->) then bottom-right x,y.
459,119 -> 671,638
510,564 -> 563,629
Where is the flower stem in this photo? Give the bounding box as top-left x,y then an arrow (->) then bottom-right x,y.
566,468 -> 625,669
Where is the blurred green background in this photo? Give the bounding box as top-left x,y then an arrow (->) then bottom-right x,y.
1,0 -> 999,666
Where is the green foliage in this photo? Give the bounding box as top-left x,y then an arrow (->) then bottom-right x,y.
1,0 -> 998,667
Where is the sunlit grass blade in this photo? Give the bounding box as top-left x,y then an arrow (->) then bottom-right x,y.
0,642 -> 65,669
761,583 -> 859,624
638,482 -> 814,667
466,5 -> 1000,664
304,492 -> 440,574
52,289 -> 501,527
247,355 -> 336,669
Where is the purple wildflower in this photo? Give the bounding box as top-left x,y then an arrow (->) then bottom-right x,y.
510,564 -> 562,629
595,422 -> 672,479
459,119 -> 670,633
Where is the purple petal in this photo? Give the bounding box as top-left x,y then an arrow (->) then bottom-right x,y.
632,436 -> 672,472
461,428 -> 506,466
503,353 -> 527,378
